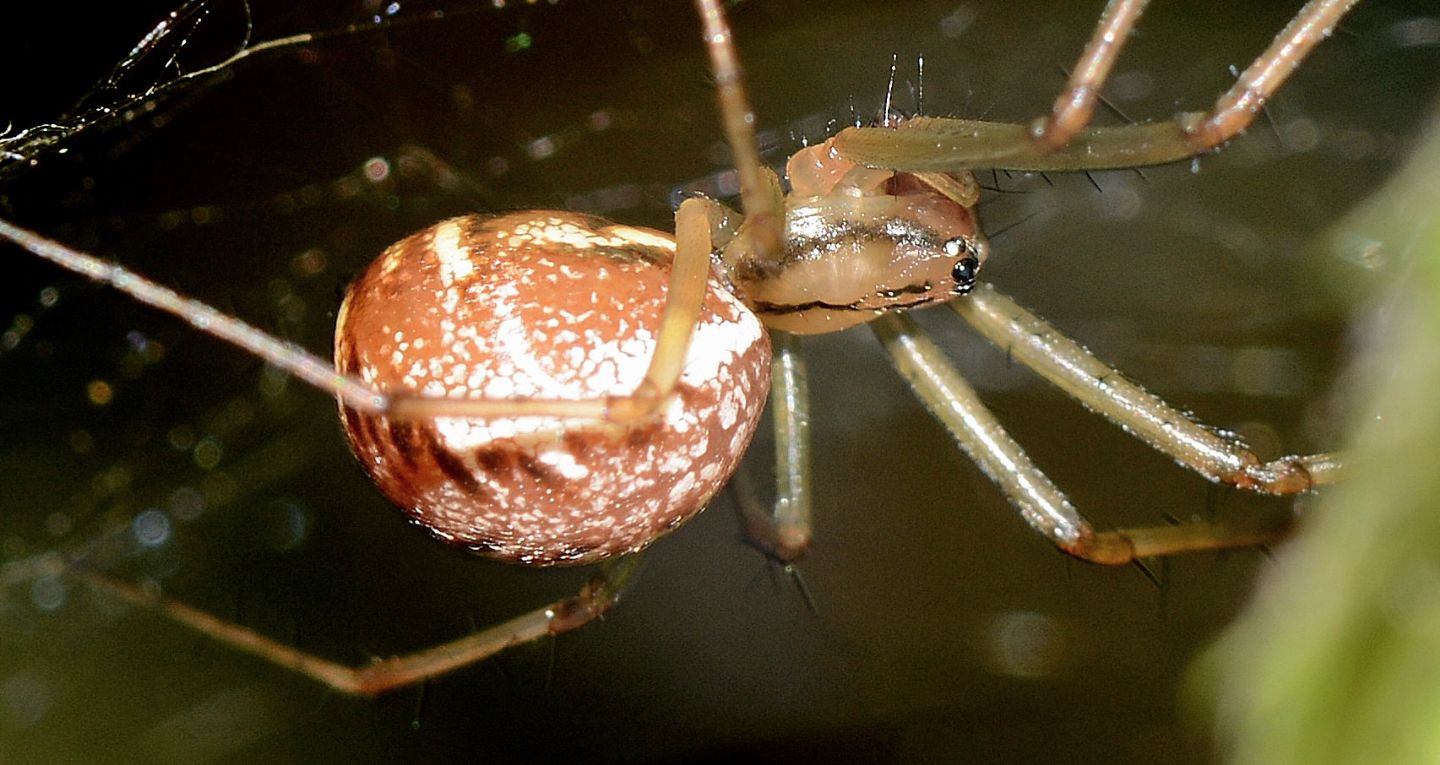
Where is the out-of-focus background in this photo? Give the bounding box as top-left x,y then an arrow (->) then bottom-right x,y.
1,1 -> 1436,762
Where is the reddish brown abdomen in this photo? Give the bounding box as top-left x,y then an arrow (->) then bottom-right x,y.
335,212 -> 770,565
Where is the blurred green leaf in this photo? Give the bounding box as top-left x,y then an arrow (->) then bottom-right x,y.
1205,107 -> 1440,763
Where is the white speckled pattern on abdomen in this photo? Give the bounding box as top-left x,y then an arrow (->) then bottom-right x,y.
335,211 -> 771,565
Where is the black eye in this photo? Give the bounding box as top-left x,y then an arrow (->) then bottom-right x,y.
951,256 -> 979,291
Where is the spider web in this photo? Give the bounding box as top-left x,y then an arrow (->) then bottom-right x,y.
1,1 -> 508,176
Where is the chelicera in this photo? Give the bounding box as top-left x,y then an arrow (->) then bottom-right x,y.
0,0 -> 1353,696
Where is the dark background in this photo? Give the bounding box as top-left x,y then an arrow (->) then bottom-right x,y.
1,0 -> 1437,761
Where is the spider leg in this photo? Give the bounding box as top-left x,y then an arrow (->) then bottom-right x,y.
0,218 -> 383,413
1033,0 -> 1151,150
0,200 -> 718,426
872,312 -> 1295,566
380,197 -> 723,424
72,555 -> 644,697
1185,0 -> 1359,153
695,0 -> 784,261
954,284 -> 1342,493
832,0 -> 1358,172
694,0 -> 812,561
739,332 -> 814,563
872,313 -> 1091,554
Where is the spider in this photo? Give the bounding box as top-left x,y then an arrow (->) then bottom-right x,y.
0,0 -> 1411,737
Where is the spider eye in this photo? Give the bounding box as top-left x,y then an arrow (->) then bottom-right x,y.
951,256 -> 980,292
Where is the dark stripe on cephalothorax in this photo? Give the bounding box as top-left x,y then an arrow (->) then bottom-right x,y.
876,281 -> 935,299
735,218 -> 944,283
753,294 -> 940,316
421,427 -> 484,496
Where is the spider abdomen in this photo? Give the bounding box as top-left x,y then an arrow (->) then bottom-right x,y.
335,212 -> 771,565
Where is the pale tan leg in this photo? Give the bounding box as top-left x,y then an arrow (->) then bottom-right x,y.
954,284 -> 1343,493
833,0 -> 1359,172
872,312 -> 1296,566
693,0 -> 784,261
740,332 -> 814,563
695,0 -> 812,563
383,195 -> 722,423
73,555 -> 644,697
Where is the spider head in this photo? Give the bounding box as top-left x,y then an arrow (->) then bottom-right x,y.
722,138 -> 987,335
